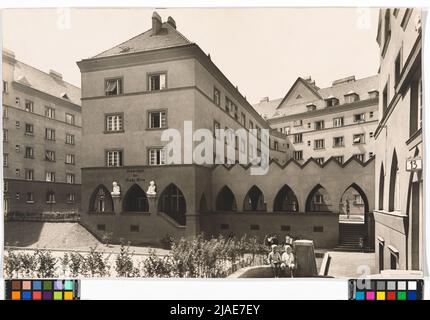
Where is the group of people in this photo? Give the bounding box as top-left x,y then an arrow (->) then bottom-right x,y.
267,240 -> 296,278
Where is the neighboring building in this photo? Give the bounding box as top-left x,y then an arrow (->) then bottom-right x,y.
2,49 -> 81,217
254,75 -> 379,165
76,12 -> 375,249
373,8 -> 423,272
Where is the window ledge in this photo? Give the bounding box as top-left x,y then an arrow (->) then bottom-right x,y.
103,130 -> 125,134
24,133 -> 34,136
146,127 -> 168,131
26,201 -> 35,204
46,201 -> 56,204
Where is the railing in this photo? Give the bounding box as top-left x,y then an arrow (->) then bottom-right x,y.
5,211 -> 80,222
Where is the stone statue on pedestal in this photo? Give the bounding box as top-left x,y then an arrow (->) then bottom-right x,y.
111,181 -> 121,197
146,180 -> 157,196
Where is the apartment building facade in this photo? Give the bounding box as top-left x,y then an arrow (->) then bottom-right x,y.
2,49 -> 81,217
373,8 -> 423,272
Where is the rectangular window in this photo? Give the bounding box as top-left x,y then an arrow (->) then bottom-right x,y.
16,121 -> 20,129
45,150 -> 56,162
25,169 -> 34,181
3,154 -> 8,167
26,192 -> 34,203
401,9 -> 412,30
45,128 -> 56,140
15,169 -> 21,176
213,121 -> 221,139
66,173 -> 75,184
106,114 -> 123,132
314,139 -> 325,150
67,193 -> 76,203
148,111 -> 167,129
353,134 -> 365,144
293,151 -> 303,161
2,80 -> 8,93
369,152 -> 374,158
46,192 -> 56,203
3,129 -> 8,142
249,120 -> 254,130
250,224 -> 260,231
315,195 -> 324,204
333,117 -> 344,127
369,132 -> 374,138
274,141 -> 279,150
354,154 -> 365,162
66,154 -> 75,165
314,120 -> 324,130
354,194 -> 364,205
281,225 -> 291,232
369,91 -> 379,99
130,225 -> 139,232
220,224 -> 229,230
333,136 -> 344,147
345,94 -> 359,104
315,157 -> 324,165
306,104 -> 316,111
313,226 -> 324,233
15,145 -> 21,152
240,113 -> 246,126
25,123 -> 34,135
105,78 -> 122,96
97,224 -> 106,231
25,100 -> 34,113
213,87 -> 221,106
4,181 -> 9,192
293,119 -> 303,127
233,105 -> 238,120
45,171 -> 56,182
15,97 -> 20,106
394,50 -> 402,86
334,156 -> 344,164
106,150 -> 123,167
383,82 -> 389,114
284,126 -> 291,135
293,133 -> 303,144
148,73 -> 166,91
149,148 -> 166,166
66,113 -> 75,125
66,133 -> 75,145
353,113 -> 365,122
369,111 -> 374,118
45,106 -> 56,119
25,147 -> 34,159
3,106 -> 8,118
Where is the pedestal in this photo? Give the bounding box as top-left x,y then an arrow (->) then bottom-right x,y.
112,195 -> 121,215
147,194 -> 157,213
294,239 -> 318,277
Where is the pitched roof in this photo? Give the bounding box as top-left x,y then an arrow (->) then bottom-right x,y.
276,77 -> 323,110
13,60 -> 81,106
252,97 -> 283,119
93,22 -> 192,59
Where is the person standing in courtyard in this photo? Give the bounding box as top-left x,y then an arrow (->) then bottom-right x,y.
345,199 -> 350,219
268,244 -> 282,278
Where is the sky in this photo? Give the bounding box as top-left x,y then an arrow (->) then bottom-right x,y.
1,8 -> 380,104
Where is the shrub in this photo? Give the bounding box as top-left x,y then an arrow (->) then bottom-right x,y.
35,250 -> 57,278
115,244 -> 138,277
84,247 -> 110,277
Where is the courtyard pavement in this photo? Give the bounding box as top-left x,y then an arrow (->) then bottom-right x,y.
326,251 -> 376,278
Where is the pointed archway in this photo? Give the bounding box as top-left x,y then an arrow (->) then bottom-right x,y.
305,184 -> 332,212
273,184 -> 299,212
89,185 -> 114,213
388,149 -> 399,211
158,184 -> 186,225
215,186 -> 237,211
243,185 -> 266,211
379,163 -> 385,210
123,184 -> 149,212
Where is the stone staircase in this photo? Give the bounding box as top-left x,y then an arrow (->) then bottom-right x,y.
335,223 -> 372,252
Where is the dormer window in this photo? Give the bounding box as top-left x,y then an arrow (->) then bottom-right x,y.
61,93 -> 70,100
344,91 -> 360,104
325,96 -> 339,107
105,78 -> 123,96
368,90 -> 379,99
306,104 -> 316,111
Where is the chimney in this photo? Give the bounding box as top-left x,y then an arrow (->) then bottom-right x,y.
49,69 -> 63,80
260,97 -> 269,103
167,16 -> 176,29
152,11 -> 162,35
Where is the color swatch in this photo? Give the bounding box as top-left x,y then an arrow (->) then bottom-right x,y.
349,279 -> 423,300
5,279 -> 80,300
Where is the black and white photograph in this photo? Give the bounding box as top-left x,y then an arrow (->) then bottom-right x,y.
1,7 -> 424,280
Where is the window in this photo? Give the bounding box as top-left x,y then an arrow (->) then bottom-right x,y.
2,81 -> 8,93
25,123 -> 34,135
353,113 -> 365,123
314,121 -> 324,130
220,224 -> 229,230
249,120 -> 254,130
66,154 -> 75,165
395,50 -> 402,86
66,173 -> 75,184
148,111 -> 167,129
369,111 -> 374,118
213,121 -> 221,138
353,134 -> 365,144
45,106 -> 56,119
384,9 -> 391,46
106,114 -> 123,132
418,79 -> 423,129
314,139 -> 325,150
369,152 -> 374,158
16,193 -> 20,200
67,193 -> 76,203
97,224 -> 106,231
46,192 -> 56,203
354,154 -> 365,162
240,113 -> 246,126
66,133 -> 75,145
401,9 -> 412,30
334,156 -> 344,164
326,97 -> 339,107
148,73 -> 166,91
106,150 -> 123,167
25,100 -> 34,112
369,132 -> 374,138
307,104 -> 316,111
25,147 -> 34,159
3,106 -> 8,118
16,121 -> 20,129
274,141 -> 279,150
3,129 -> 8,142
130,225 -> 140,232
293,133 -> 303,144
333,136 -> 344,147
213,87 -> 221,106
383,82 -> 389,113
233,105 -> 238,120
45,128 -> 56,140
315,157 -> 324,165
225,97 -> 231,113
369,90 -> 379,99
281,225 -> 291,232
66,113 -> 75,125
45,150 -> 56,162
26,192 -> 34,203
250,224 -> 260,230
15,145 -> 21,152
293,119 -> 303,127
293,151 -> 303,160
149,148 -> 166,166
410,78 -> 422,135
4,181 -> 9,192
315,194 -> 324,204
344,93 -> 359,104
15,169 -> 21,176
25,169 -> 34,181
354,194 -> 364,205
313,226 -> 324,233
105,78 -> 122,96
333,117 -> 344,127
307,123 -> 311,129
284,126 -> 291,135
46,171 -> 56,182
15,97 -> 20,106
3,154 -> 8,167
307,141 -> 311,146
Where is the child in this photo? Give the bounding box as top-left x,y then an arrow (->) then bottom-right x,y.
268,244 -> 282,278
281,245 -> 296,277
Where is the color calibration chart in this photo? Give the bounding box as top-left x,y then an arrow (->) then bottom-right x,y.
349,279 -> 423,300
5,279 -> 80,300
